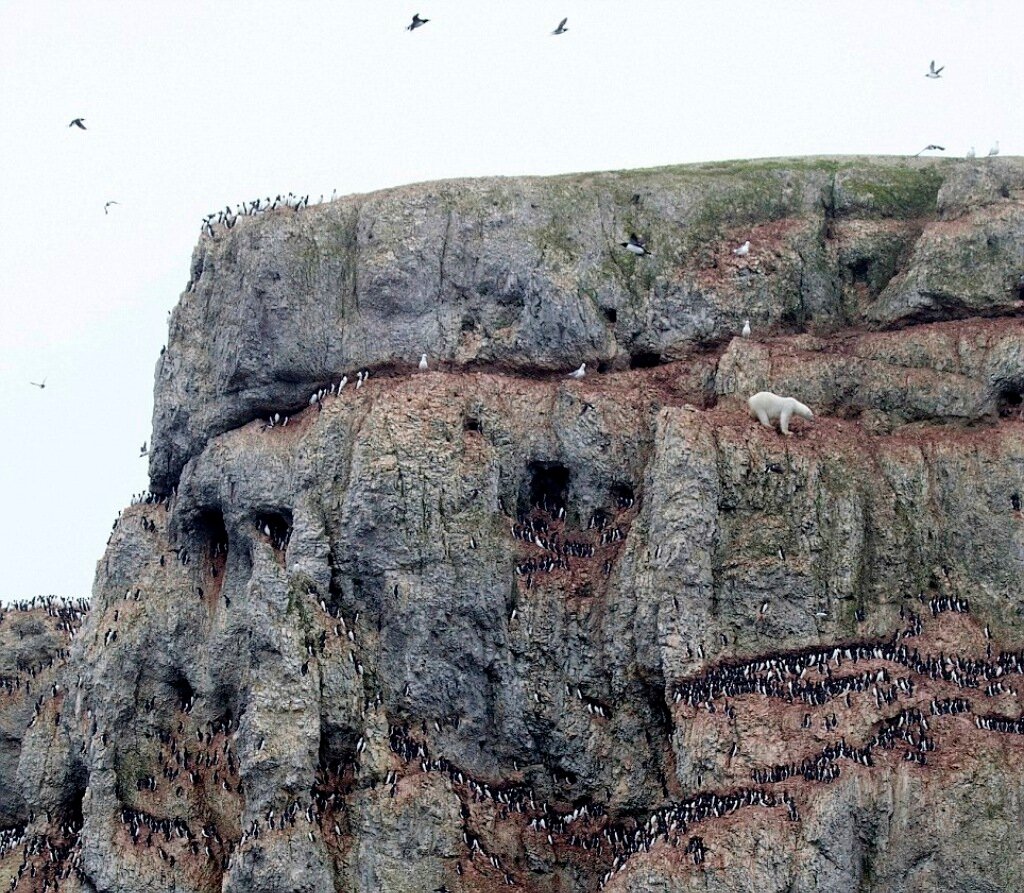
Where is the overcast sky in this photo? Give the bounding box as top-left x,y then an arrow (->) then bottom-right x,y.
0,0 -> 1021,603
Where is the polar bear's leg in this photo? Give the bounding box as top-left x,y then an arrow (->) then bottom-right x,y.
755,408 -> 773,429
779,407 -> 793,435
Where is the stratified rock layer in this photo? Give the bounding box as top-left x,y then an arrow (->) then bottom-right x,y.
5,156 -> 1024,893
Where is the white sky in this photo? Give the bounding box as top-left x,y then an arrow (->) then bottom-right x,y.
0,0 -> 1021,603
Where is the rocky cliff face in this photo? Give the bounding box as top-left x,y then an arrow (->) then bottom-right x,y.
4,156 -> 1024,893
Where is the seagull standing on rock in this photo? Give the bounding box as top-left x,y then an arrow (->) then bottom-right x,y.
742,320 -> 751,338
988,141 -> 1000,157
966,147 -> 976,158
568,363 -> 586,380
733,240 -> 750,257
419,354 -> 429,371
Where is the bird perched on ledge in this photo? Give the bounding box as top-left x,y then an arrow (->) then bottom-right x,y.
419,353 -> 429,371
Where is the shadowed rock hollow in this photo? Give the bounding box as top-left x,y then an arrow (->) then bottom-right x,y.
4,156 -> 1024,893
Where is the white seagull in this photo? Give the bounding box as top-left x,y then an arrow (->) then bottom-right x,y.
732,240 -> 750,257
966,147 -> 976,158
925,60 -> 944,79
568,363 -> 586,380
742,320 -> 751,338
418,354 -> 428,371
988,141 -> 1000,157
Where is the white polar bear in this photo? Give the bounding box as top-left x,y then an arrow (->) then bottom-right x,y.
748,391 -> 814,435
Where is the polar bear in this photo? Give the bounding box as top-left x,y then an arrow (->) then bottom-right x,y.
747,391 -> 814,435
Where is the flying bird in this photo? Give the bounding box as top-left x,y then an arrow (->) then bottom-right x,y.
104,201 -> 119,214
139,442 -> 148,457
568,363 -> 586,379
925,60 -> 944,79
69,118 -> 86,130
407,13 -> 428,30
620,234 -> 651,256
988,141 -> 1000,157
553,17 -> 568,35
914,144 -> 945,156
30,378 -> 47,389
732,240 -> 751,256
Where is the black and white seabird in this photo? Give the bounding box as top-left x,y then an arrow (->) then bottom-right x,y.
732,240 -> 751,256
925,60 -> 944,79
620,234 -> 652,256
29,378 -> 47,389
914,144 -> 945,156
407,13 -> 428,30
568,363 -> 586,380
104,201 -> 119,214
69,118 -> 86,130
552,17 -> 568,35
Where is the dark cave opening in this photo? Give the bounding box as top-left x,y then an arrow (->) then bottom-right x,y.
169,673 -> 196,713
603,307 -> 618,324
463,415 -> 481,432
848,257 -> 871,285
629,350 -> 661,370
610,482 -> 636,509
254,509 -> 292,554
193,507 -> 229,565
58,762 -> 88,834
997,385 -> 1023,418
523,461 -> 570,515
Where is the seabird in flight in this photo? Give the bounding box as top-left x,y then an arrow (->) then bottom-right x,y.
925,60 -> 944,79
104,201 -> 119,214
30,378 -> 47,389
552,18 -> 568,35
914,145 -> 945,156
69,118 -> 86,130
407,13 -> 428,30
620,234 -> 651,256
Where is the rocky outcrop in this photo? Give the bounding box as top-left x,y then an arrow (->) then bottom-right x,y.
5,156 -> 1024,893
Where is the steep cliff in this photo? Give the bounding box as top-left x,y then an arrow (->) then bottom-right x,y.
4,156 -> 1024,893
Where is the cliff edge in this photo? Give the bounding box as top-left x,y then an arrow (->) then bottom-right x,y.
4,156 -> 1024,893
